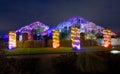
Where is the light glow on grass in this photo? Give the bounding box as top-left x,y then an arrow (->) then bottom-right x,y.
110,50 -> 120,54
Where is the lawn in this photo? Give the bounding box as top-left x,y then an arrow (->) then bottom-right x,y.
5,47 -> 73,55
4,46 -> 119,55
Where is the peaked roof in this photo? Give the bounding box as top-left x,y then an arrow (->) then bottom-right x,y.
16,21 -> 49,33
55,16 -> 104,34
15,16 -> 116,36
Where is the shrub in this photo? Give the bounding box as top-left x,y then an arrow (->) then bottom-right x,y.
41,41 -> 45,47
60,40 -> 71,47
48,40 -> 52,47
17,41 -> 24,48
23,40 -> 34,48
33,40 -> 41,48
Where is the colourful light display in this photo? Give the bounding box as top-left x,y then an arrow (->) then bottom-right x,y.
14,16 -> 116,42
9,31 -> 17,49
70,27 -> 80,50
55,16 -> 105,35
103,29 -> 111,48
52,30 -> 60,48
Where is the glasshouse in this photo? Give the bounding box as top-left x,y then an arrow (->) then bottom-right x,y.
2,16 -> 118,49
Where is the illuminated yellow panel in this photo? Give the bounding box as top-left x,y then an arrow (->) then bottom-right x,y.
70,27 -> 80,50
103,29 -> 111,48
52,30 -> 60,48
9,31 -> 17,49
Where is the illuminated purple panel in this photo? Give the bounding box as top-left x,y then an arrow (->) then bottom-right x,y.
2,34 -> 8,39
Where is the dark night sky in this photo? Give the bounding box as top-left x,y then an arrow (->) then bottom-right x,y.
0,0 -> 120,35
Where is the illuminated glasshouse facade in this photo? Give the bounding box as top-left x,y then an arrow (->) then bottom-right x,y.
16,16 -> 111,41
16,21 -> 50,41
5,16 -> 117,49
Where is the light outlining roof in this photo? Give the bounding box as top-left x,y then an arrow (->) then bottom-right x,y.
55,16 -> 105,34
16,21 -> 49,33
15,16 -> 116,36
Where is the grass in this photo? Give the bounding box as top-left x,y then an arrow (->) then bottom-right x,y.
5,46 -> 120,55
5,47 -> 73,55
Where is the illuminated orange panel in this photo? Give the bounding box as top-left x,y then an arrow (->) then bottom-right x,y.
52,30 -> 60,48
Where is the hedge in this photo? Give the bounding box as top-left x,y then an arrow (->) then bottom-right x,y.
16,39 -> 98,48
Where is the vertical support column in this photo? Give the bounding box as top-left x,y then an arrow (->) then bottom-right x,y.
52,30 -> 60,48
9,31 -> 17,49
71,27 -> 81,50
103,28 -> 111,48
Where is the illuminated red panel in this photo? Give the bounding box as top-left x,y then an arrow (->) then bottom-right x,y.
103,29 -> 111,48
